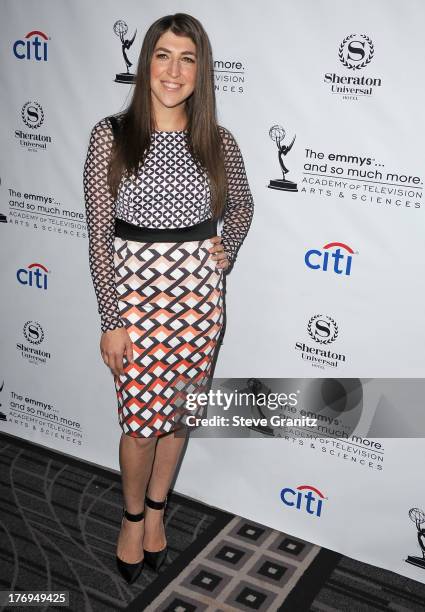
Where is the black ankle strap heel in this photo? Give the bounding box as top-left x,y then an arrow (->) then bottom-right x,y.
122,507 -> 145,521
116,506 -> 145,584
143,495 -> 168,571
145,495 -> 167,510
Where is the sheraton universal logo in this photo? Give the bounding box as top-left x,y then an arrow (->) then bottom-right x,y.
295,314 -> 347,370
324,33 -> 382,100
15,101 -> 52,152
16,321 -> 51,366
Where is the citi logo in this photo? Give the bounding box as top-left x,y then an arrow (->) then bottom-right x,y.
17,263 -> 49,290
280,484 -> 326,517
13,31 -> 49,61
305,242 -> 355,275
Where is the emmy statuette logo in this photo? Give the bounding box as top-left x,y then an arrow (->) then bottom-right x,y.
268,125 -> 298,192
113,20 -> 137,84
406,507 -> 425,569
0,380 -> 6,422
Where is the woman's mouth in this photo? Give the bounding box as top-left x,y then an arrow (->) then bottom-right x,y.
161,81 -> 183,91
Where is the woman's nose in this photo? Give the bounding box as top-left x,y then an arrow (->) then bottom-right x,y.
167,58 -> 181,77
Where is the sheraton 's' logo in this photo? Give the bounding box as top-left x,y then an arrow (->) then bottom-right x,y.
338,34 -> 374,70
307,315 -> 338,345
22,101 -> 44,129
23,321 -> 44,345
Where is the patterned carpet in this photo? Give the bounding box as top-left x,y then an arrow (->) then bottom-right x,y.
1,431 -> 425,612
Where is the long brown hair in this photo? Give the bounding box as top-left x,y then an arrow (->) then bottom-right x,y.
107,13 -> 227,219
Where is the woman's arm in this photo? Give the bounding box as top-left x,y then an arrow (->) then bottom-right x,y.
219,126 -> 254,266
83,117 -> 124,333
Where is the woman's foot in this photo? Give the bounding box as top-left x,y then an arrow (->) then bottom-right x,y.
116,513 -> 145,564
143,495 -> 168,571
143,504 -> 167,553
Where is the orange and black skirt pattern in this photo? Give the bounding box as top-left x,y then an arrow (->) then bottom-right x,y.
113,235 -> 224,438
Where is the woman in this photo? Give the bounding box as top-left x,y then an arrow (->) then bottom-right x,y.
83,13 -> 253,584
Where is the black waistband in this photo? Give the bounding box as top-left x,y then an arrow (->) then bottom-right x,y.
115,217 -> 217,243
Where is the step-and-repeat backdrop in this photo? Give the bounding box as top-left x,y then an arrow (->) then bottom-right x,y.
2,0 -> 425,584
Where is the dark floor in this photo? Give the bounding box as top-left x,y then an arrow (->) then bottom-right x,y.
1,431 -> 424,612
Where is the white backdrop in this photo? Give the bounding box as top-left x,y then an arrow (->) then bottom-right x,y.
1,0 -> 425,584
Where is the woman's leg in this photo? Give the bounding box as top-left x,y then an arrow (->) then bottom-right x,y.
116,433 -> 157,563
143,429 -> 188,551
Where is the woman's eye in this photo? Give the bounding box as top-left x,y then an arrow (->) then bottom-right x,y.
154,53 -> 195,63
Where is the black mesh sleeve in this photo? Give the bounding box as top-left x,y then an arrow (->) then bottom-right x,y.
83,117 -> 124,333
219,126 -> 254,266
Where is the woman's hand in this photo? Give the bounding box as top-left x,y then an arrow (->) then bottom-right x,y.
100,327 -> 134,378
209,235 -> 230,270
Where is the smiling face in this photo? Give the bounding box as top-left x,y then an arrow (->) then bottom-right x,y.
150,30 -> 197,120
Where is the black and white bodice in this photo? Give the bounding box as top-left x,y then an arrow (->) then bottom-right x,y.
116,129 -> 212,228
83,116 -> 254,332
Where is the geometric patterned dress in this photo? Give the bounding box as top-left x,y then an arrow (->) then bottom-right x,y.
83,115 -> 254,438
